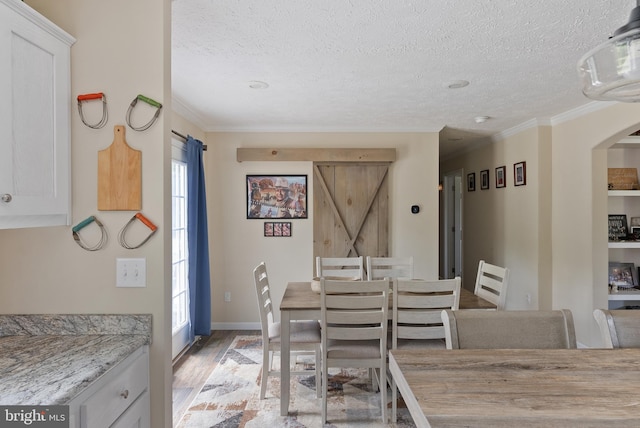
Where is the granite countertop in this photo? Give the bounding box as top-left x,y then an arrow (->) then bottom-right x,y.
0,314 -> 152,405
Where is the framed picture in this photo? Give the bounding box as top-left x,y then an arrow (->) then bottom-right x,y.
247,175 -> 307,219
480,169 -> 489,190
496,166 -> 506,188
467,172 -> 476,192
608,214 -> 628,241
609,262 -> 638,288
264,222 -> 292,237
514,161 -> 526,186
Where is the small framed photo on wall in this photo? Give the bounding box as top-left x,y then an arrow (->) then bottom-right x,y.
514,161 -> 526,186
467,172 -> 476,192
264,222 -> 292,237
496,166 -> 506,188
480,169 -> 489,190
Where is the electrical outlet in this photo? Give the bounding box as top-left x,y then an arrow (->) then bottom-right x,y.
224,291 -> 231,302
116,258 -> 146,287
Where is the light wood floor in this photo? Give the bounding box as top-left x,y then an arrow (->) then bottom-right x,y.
172,330 -> 261,427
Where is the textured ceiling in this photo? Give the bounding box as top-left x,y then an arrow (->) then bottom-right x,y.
172,0 -> 630,159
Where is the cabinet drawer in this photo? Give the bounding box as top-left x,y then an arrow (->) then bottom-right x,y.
111,391 -> 150,428
81,351 -> 149,428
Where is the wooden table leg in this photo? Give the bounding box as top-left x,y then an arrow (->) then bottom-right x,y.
280,309 -> 291,416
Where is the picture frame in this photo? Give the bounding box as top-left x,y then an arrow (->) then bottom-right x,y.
495,166 -> 506,188
467,172 -> 476,192
480,169 -> 489,190
608,262 -> 638,288
247,175 -> 307,219
514,161 -> 526,186
264,222 -> 292,237
608,214 -> 628,241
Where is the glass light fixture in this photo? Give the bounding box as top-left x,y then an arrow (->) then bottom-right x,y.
578,1 -> 640,101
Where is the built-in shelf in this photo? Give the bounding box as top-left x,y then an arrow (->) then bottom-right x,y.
608,190 -> 640,196
609,288 -> 640,301
609,136 -> 640,149
607,138 -> 640,307
608,241 -> 640,248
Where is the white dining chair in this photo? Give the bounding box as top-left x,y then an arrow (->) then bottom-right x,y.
593,309 -> 640,348
253,262 -> 322,399
389,277 -> 460,422
441,309 -> 577,349
366,256 -> 413,280
316,256 -> 364,280
473,260 -> 510,310
320,277 -> 389,424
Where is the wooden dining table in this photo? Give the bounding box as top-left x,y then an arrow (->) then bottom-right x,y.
389,347 -> 640,427
278,281 -> 495,416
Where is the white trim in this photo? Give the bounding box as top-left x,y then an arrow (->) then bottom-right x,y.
1,0 -> 76,46
172,95 -> 210,131
551,100 -> 618,126
200,125 -> 446,133
211,322 -> 261,330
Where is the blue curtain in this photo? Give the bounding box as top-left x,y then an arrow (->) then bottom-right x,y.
186,136 -> 211,340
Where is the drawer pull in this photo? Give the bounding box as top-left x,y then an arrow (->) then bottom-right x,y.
120,389 -> 129,399
1,194 -> 12,203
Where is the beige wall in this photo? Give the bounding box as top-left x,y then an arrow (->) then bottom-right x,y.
442,102 -> 640,346
205,132 -> 440,327
552,102 -> 640,346
1,1 -> 172,426
440,126 -> 550,311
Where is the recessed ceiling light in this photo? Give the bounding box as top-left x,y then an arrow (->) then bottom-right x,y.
445,80 -> 470,89
248,80 -> 269,89
474,116 -> 490,123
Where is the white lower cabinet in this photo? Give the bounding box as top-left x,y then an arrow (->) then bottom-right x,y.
68,346 -> 150,428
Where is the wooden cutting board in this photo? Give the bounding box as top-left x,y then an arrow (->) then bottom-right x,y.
98,125 -> 142,210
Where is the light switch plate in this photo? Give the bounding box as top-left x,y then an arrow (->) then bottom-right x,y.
116,258 -> 146,287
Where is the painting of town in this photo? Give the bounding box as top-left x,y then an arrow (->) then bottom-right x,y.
247,175 -> 308,219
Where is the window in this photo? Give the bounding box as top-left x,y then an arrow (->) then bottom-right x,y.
172,140 -> 189,359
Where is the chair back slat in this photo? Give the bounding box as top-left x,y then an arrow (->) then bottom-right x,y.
397,325 -> 445,340
366,256 -> 413,280
474,260 -> 510,310
397,310 -> 443,324
397,293 -> 457,309
317,256 -> 364,280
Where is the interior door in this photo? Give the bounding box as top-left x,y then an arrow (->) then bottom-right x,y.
443,169 -> 463,279
313,163 -> 390,273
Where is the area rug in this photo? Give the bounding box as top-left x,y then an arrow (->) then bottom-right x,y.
176,335 -> 416,427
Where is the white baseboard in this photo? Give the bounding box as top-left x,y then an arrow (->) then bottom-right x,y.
211,322 -> 261,330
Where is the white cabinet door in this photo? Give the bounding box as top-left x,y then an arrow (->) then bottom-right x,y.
0,0 -> 75,229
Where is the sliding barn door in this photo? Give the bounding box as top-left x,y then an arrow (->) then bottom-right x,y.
313,163 -> 390,265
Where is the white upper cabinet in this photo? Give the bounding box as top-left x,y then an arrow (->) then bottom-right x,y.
0,0 -> 75,229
